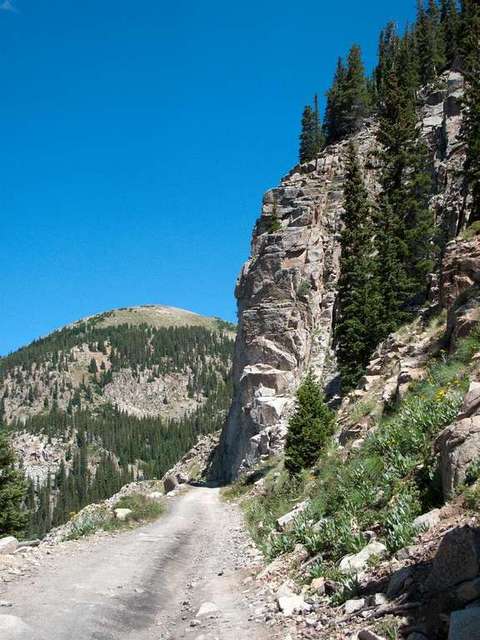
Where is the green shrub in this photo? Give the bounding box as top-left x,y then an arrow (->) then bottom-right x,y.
464,482 -> 480,510
268,216 -> 282,233
297,280 -> 311,298
382,483 -> 421,553
64,505 -> 114,540
461,220 -> 480,240
466,459 -> 480,486
329,573 -> 361,606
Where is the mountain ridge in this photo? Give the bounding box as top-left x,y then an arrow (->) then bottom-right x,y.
0,303 -> 235,537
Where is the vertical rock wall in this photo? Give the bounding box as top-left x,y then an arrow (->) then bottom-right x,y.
217,70 -> 467,480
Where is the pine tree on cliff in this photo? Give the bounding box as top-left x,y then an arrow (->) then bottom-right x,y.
0,430 -> 28,536
341,45 -> 371,135
460,0 -> 480,223
324,46 -> 370,143
441,0 -> 461,65
416,0 -> 446,84
335,143 -> 381,392
299,96 -> 324,164
324,57 -> 347,144
285,371 -> 335,476
375,62 -> 434,335
375,22 -> 399,103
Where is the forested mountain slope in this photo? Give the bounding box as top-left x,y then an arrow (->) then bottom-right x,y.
0,305 -> 235,536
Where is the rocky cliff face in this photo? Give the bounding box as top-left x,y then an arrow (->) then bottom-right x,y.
217,70 -> 468,480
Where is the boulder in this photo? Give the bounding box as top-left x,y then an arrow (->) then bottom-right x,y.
196,602 -> 219,617
310,577 -> 325,595
114,508 -> 132,522
339,540 -> 387,573
448,608 -> 480,640
435,417 -> 480,498
291,543 -> 309,564
277,592 -> 308,616
358,631 -> 386,640
344,597 -> 365,614
276,581 -> 310,616
0,614 -> 34,639
413,508 -> 442,531
370,593 -> 388,607
163,475 -> 178,493
423,114 -> 443,129
275,501 -> 308,532
456,577 -> 480,604
458,382 -> 480,419
447,71 -> 464,94
387,566 -> 414,598
0,537 -> 18,555
426,526 -> 480,592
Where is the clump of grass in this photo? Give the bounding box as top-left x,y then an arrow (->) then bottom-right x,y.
114,494 -> 164,522
375,617 -> 402,640
242,468 -> 309,557
307,562 -> 360,606
349,398 -> 377,424
221,479 -> 252,501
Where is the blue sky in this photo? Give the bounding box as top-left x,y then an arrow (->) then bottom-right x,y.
0,0 -> 417,355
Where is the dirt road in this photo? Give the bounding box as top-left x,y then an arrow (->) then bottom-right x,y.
0,487 -> 275,640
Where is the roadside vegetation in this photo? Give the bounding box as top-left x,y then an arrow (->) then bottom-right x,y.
233,326 -> 480,598
65,493 -> 165,541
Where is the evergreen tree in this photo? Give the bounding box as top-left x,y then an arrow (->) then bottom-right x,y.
460,0 -> 480,223
375,61 -> 434,337
335,143 -> 381,391
441,0 -> 461,65
427,0 -> 447,69
341,44 -> 371,135
324,46 -> 370,143
0,429 -> 28,536
285,372 -> 335,476
375,22 -> 400,104
416,0 -> 447,84
299,96 -> 324,164
324,57 -> 347,144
